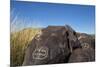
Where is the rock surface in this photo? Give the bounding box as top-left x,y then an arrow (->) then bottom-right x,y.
68,48 -> 95,63
22,25 -> 95,66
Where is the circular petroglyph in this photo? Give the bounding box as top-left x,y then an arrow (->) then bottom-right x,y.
81,43 -> 89,49
32,47 -> 48,60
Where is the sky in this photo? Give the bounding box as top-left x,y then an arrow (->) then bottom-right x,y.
10,1 -> 95,34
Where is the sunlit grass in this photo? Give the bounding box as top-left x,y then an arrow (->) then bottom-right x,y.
10,28 -> 41,66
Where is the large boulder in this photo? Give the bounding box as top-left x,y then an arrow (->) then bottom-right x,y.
68,33 -> 95,63
68,48 -> 95,63
22,25 -> 80,66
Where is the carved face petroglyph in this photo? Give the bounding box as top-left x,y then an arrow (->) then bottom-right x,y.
81,43 -> 89,49
32,47 -> 48,60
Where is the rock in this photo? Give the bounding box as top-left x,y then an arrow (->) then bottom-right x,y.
68,33 -> 95,63
68,48 -> 95,63
22,25 -> 80,65
22,25 -> 95,66
77,33 -> 95,49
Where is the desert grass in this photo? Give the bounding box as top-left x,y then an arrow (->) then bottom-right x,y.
10,28 -> 40,66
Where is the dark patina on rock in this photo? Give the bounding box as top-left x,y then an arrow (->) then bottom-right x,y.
22,25 -> 80,65
22,25 -> 95,66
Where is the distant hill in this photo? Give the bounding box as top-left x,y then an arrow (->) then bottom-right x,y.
76,32 -> 95,39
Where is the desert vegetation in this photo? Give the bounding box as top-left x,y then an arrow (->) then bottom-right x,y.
10,28 -> 40,66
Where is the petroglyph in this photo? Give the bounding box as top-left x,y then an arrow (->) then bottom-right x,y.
32,47 -> 48,60
81,43 -> 90,49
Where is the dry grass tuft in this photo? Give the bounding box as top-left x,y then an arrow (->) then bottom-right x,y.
10,28 -> 40,66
